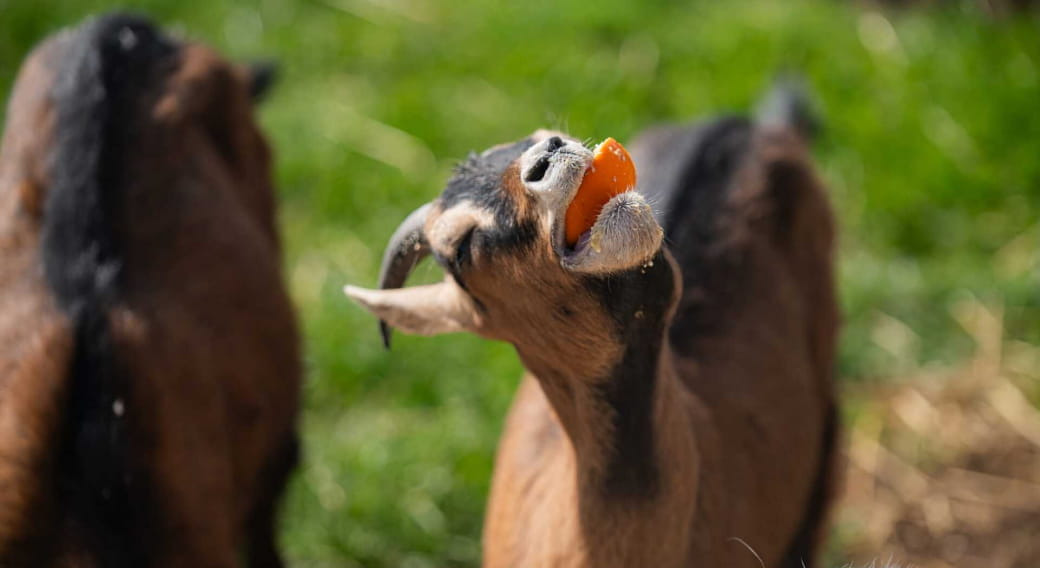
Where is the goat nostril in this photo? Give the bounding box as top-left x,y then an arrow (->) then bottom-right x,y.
524,156 -> 550,182
524,137 -> 565,183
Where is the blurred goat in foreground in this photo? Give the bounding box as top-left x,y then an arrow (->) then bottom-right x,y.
347,83 -> 839,567
0,13 -> 300,567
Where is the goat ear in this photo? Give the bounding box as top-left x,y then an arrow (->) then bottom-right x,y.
344,280 -> 478,341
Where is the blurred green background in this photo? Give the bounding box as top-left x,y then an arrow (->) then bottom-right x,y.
1,0 -> 1037,565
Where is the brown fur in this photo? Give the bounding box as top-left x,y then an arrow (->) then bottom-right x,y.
351,126 -> 839,567
341,98 -> 838,568
0,20 -> 300,567
468,228 -> 704,567
476,130 -> 838,567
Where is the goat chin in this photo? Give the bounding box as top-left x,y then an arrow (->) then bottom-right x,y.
561,191 -> 663,274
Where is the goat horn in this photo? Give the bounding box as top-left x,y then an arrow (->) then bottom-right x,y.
376,202 -> 433,349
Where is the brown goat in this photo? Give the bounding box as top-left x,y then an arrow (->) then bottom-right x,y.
0,14 -> 300,567
347,86 -> 839,567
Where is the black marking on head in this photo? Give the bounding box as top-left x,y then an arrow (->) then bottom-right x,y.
585,250 -> 676,499
451,225 -> 476,272
438,225 -> 476,294
43,12 -> 177,566
441,137 -> 540,258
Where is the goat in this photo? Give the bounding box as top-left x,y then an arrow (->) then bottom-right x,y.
0,13 -> 300,567
346,83 -> 839,567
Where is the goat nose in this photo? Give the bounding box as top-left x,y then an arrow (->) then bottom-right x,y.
545,136 -> 564,153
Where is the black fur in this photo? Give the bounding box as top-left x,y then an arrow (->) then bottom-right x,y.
633,117 -> 754,346
780,403 -> 838,568
42,13 -> 176,565
246,434 -> 300,568
586,250 -> 676,499
441,136 -> 678,498
635,109 -> 834,564
441,137 -> 540,257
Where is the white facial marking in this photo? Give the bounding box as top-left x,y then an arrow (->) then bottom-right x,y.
427,202 -> 495,258
519,136 -> 593,209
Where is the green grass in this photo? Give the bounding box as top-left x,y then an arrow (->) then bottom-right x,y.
1,0 -> 1037,565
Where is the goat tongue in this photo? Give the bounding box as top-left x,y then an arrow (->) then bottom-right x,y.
564,137 -> 637,246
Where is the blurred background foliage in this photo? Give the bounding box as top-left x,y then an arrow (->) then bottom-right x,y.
1,0 -> 1037,566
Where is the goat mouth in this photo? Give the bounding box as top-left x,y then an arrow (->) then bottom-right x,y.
518,138 -> 594,261
550,159 -> 596,261
562,227 -> 592,258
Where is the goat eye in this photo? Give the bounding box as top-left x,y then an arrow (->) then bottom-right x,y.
453,227 -> 476,270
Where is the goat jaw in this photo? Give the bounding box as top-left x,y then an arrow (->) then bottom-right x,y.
561,192 -> 663,274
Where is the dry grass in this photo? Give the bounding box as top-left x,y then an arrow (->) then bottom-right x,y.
837,298 -> 1040,568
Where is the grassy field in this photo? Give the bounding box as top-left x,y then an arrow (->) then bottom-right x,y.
1,0 -> 1037,565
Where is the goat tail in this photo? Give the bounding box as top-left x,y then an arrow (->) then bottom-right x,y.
754,74 -> 821,142
41,13 -> 174,565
